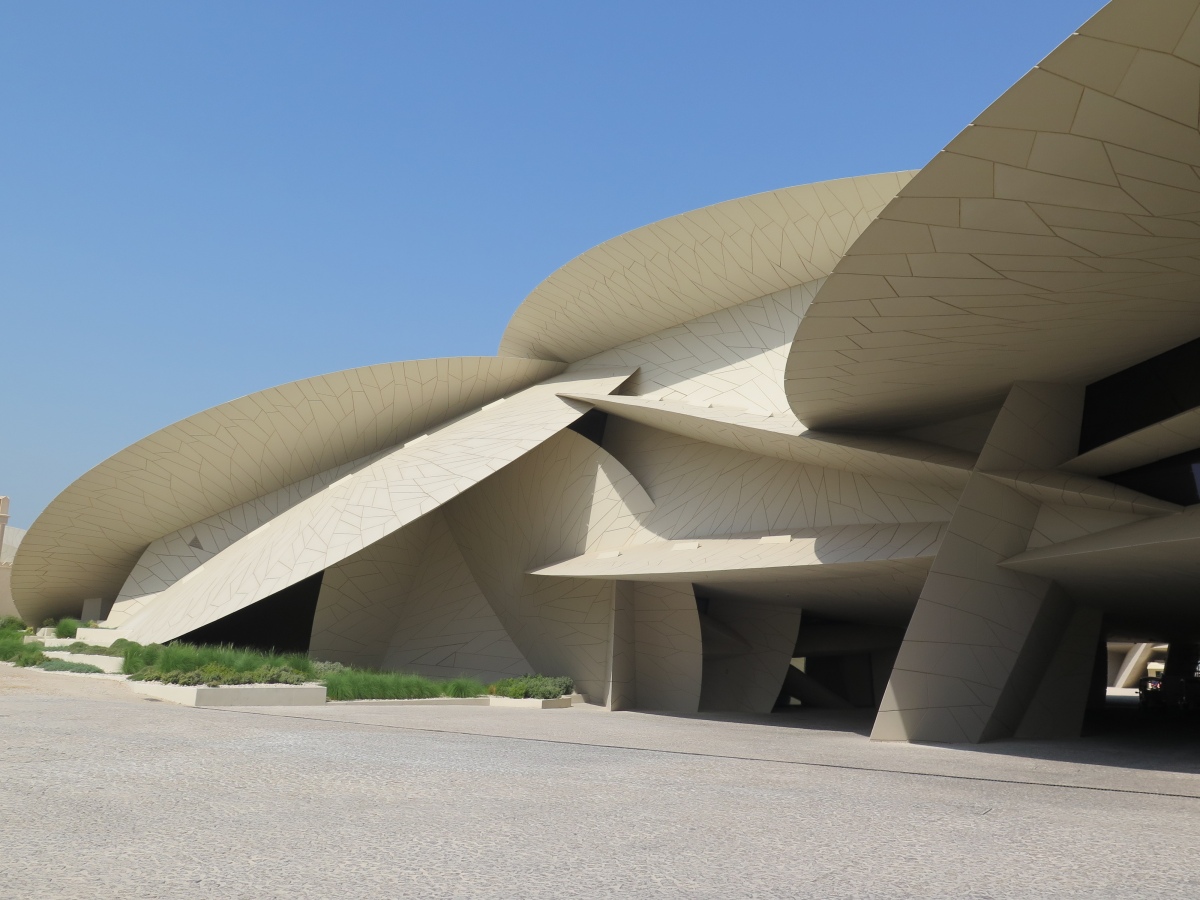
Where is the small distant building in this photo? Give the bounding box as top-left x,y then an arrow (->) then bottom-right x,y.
0,497 -> 21,619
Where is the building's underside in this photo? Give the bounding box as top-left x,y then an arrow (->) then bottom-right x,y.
16,0 -> 1200,742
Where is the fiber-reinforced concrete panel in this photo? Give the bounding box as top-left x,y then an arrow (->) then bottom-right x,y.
874,383 -> 1098,742
444,428 -> 656,702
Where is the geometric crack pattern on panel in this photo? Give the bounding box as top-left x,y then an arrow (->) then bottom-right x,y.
20,0 -> 1200,746
308,515 -> 436,668
530,523 -> 946,583
443,429 -> 656,702
575,284 -> 819,418
560,393 -> 973,489
874,384 -> 1091,743
108,455 -> 374,628
381,513 -> 532,682
632,582 -> 703,713
502,172 -> 915,363
699,598 -> 802,714
601,418 -> 961,542
115,368 -> 634,645
785,0 -> 1200,431
309,509 -> 530,680
12,356 -> 564,624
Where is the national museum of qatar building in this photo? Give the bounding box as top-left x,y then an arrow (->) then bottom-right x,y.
15,0 -> 1200,743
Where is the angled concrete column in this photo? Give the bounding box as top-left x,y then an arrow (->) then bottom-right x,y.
1115,643 -> 1155,689
873,383 -> 1091,742
632,582 -> 702,713
1015,604 -> 1103,740
605,581 -> 636,710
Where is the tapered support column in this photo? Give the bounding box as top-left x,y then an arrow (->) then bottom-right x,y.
873,383 -> 1095,742
605,581 -> 636,710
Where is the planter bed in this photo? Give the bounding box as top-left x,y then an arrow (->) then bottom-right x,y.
129,682 -> 327,707
25,636 -> 75,649
42,652 -> 124,674
335,697 -> 491,706
74,627 -> 124,647
490,695 -> 574,709
333,696 -> 581,707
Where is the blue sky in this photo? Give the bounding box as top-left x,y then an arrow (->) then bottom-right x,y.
1,0 -> 1103,529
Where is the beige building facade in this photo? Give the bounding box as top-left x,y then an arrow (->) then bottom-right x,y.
14,0 -> 1200,741
0,497 -> 21,619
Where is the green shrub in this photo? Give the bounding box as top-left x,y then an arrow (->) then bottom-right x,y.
41,618 -> 56,628
489,674 -> 573,699
0,616 -> 26,632
0,628 -> 43,666
55,618 -> 80,639
3,644 -> 46,667
120,642 -> 314,680
55,641 -> 127,657
48,643 -> 124,657
115,639 -> 482,698
444,676 -> 488,698
39,659 -> 104,674
131,662 -> 309,687
310,659 -> 347,676
322,669 -> 485,701
85,620 -> 98,629
121,642 -> 161,675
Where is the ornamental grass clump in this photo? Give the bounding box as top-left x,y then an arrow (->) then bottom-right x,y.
54,618 -> 80,639
0,622 -> 44,667
121,641 -> 315,681
322,669 -> 486,701
113,637 -> 485,698
488,674 -> 573,699
135,662 -> 308,687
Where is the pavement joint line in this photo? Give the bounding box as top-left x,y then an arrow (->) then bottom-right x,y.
196,704 -> 1200,802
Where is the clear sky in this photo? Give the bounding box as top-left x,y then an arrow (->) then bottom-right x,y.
1,0 -> 1104,529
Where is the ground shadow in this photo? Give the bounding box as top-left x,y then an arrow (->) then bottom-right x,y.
625,699 -> 1200,777
624,706 -> 876,737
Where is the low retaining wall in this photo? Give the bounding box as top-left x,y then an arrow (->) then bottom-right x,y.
129,682 -> 327,707
74,628 -> 124,647
489,695 -> 574,709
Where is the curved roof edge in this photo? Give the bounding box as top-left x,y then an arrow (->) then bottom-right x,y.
786,0 -> 1200,430
13,356 -> 565,622
499,172 -> 917,364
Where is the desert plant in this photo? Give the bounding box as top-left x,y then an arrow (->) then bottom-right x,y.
0,640 -> 46,667
85,620 -> 98,629
56,641 -> 127,657
444,676 -> 488,698
120,641 -> 313,679
310,659 -> 347,676
54,618 -> 80,639
489,675 -> 573,700
322,669 -> 485,701
120,642 -> 162,675
0,616 -> 26,632
41,618 -> 56,628
39,659 -> 104,674
0,627 -> 43,666
131,662 -> 309,687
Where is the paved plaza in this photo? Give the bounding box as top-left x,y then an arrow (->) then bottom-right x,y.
3,666 -> 1200,899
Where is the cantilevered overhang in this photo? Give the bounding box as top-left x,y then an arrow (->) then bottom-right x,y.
785,0 -> 1200,431
12,357 -> 564,623
1003,509 -> 1200,633
500,173 -> 915,363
